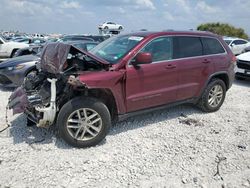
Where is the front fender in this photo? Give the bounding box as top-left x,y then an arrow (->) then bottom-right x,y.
78,70 -> 126,114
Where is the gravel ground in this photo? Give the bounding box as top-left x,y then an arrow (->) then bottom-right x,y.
0,80 -> 249,188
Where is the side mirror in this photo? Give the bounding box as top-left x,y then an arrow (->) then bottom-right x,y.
231,43 -> 235,47
132,52 -> 152,66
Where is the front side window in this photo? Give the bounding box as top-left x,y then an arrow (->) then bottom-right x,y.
202,37 -> 225,55
140,37 -> 173,62
90,35 -> 144,64
174,36 -> 203,58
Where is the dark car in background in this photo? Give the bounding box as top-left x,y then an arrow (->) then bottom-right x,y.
82,35 -> 110,43
0,41 -> 98,87
59,35 -> 95,42
59,35 -> 109,43
0,54 -> 40,87
13,45 -> 43,58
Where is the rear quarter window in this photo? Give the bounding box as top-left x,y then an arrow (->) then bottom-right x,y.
174,36 -> 203,59
202,37 -> 225,55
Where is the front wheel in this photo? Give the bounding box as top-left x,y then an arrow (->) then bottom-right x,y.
198,79 -> 226,112
57,97 -> 111,148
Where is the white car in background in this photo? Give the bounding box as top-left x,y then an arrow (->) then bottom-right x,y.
224,37 -> 250,55
98,22 -> 123,30
0,36 -> 29,59
235,51 -> 250,80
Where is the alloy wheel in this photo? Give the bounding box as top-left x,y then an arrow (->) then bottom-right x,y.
66,108 -> 103,141
208,84 -> 224,108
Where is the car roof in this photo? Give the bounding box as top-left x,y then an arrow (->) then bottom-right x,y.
122,30 -> 220,38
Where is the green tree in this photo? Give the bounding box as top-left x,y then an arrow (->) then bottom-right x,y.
197,22 -> 248,39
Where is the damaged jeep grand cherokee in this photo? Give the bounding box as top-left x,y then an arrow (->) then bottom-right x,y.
8,31 -> 235,148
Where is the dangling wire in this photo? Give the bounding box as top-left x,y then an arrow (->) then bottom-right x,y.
0,105 -> 10,133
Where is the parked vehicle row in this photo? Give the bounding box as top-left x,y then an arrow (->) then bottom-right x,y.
8,31 -> 235,148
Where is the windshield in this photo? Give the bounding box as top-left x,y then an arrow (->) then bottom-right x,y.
224,40 -> 232,45
90,35 -> 144,64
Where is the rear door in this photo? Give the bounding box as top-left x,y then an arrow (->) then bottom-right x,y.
173,36 -> 214,100
202,37 -> 228,73
126,36 -> 178,112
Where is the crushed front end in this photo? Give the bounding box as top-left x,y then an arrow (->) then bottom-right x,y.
8,42 -> 109,128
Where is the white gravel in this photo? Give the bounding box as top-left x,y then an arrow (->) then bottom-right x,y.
0,80 -> 249,188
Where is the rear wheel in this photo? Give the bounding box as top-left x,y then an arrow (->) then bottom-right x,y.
198,79 -> 226,112
57,97 -> 111,148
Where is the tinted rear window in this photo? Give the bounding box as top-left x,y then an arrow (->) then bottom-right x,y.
174,36 -> 202,59
202,37 -> 225,55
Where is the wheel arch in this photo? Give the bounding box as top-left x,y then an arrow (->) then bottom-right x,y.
24,65 -> 38,76
208,72 -> 230,90
67,88 -> 119,122
198,71 -> 230,100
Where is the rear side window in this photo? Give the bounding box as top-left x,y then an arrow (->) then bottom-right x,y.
202,37 -> 225,55
174,36 -> 202,58
232,40 -> 247,45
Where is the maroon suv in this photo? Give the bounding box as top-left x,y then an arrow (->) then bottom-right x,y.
9,31 -> 235,148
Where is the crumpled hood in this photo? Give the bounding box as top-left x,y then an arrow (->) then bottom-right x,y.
237,52 -> 250,62
0,55 -> 39,68
40,42 -> 110,74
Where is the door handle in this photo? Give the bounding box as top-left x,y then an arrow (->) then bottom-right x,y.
165,64 -> 176,69
202,59 -> 211,64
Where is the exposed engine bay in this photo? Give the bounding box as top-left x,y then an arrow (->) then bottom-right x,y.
8,42 -> 109,128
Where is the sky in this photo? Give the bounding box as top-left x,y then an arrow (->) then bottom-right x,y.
0,0 -> 249,35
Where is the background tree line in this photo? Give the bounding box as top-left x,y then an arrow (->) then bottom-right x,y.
197,22 -> 249,39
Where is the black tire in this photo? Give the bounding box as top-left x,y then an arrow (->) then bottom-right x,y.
104,26 -> 108,30
118,26 -> 123,30
57,97 -> 111,148
10,49 -> 18,58
198,79 -> 226,112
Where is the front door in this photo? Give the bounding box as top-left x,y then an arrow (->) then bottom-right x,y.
126,37 -> 178,112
